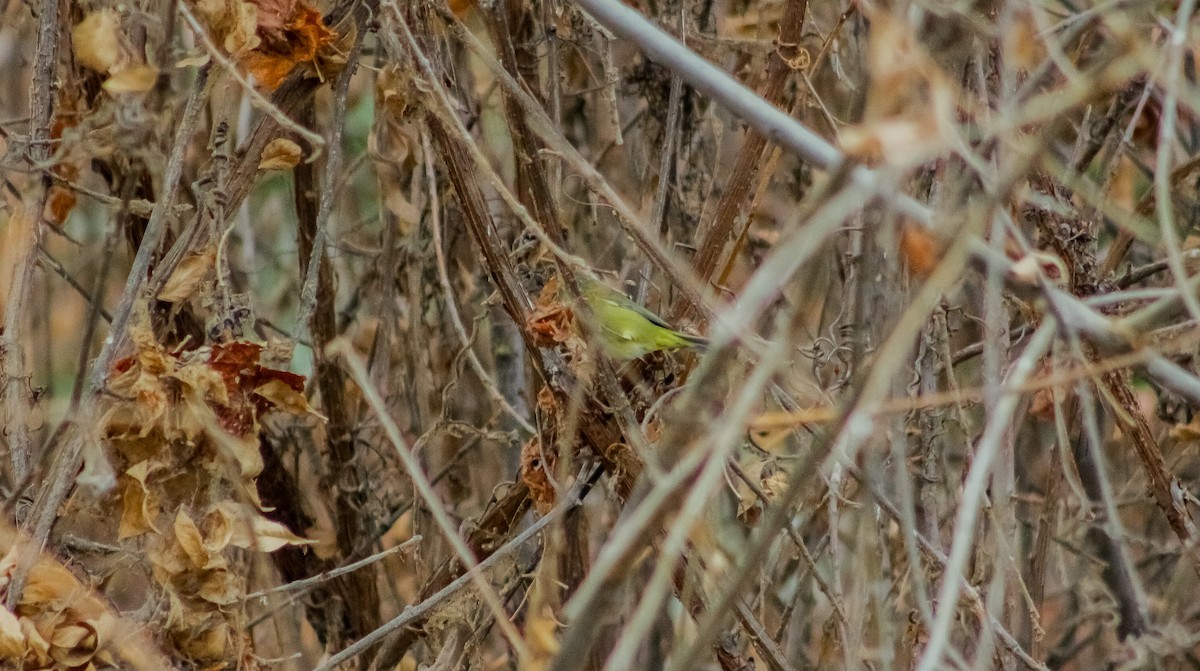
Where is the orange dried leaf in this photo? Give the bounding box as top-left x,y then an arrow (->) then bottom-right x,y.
520,438 -> 556,516
528,277 -> 575,346
239,2 -> 333,90
899,222 -> 942,278
448,0 -> 474,17
44,187 -> 78,226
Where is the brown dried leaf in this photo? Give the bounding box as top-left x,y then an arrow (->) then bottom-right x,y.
158,247 -> 215,303
44,186 -> 78,227
196,570 -> 242,605
527,276 -> 576,347
194,0 -> 260,56
49,624 -> 95,667
215,501 -> 314,552
259,137 -> 302,170
448,0 -> 474,18
174,511 -> 220,570
521,437 -> 556,516
118,462 -> 160,539
254,378 -> 319,416
20,619 -> 50,665
176,615 -> 229,660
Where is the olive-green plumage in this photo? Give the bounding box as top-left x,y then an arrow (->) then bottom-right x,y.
572,275 -> 708,361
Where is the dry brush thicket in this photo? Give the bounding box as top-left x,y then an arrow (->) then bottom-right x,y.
3,0 -> 1200,669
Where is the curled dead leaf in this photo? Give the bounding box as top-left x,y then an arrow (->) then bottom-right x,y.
254,378 -> 322,417
239,1 -> 333,90
259,137 -> 303,170
73,10 -> 125,74
196,570 -> 242,605
194,0 -> 261,57
158,247 -> 215,303
0,607 -> 22,659
174,511 -> 214,570
102,65 -> 160,94
118,462 -> 161,539
214,501 -> 314,552
521,437 -> 557,515
175,54 -> 211,68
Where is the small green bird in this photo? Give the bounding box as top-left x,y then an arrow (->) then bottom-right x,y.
572,275 -> 708,361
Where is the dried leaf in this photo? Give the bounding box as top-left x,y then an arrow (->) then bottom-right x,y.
0,607 -> 23,658
521,437 -> 556,515
215,501 -> 314,551
176,54 -> 211,68
240,2 -> 334,90
448,0 -> 474,17
177,616 -> 229,660
196,570 -> 241,605
118,462 -> 160,539
157,248 -> 215,303
525,606 -> 560,670
49,624 -> 95,667
102,65 -> 160,94
174,511 -> 212,570
1007,251 -> 1068,287
194,0 -> 260,57
899,221 -> 942,278
254,378 -> 319,416
249,0 -> 294,31
1004,10 -> 1047,71
527,276 -> 576,347
44,186 -> 78,227
259,137 -> 302,170
73,10 -> 125,74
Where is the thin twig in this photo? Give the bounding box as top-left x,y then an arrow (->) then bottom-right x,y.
3,0 -> 60,485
